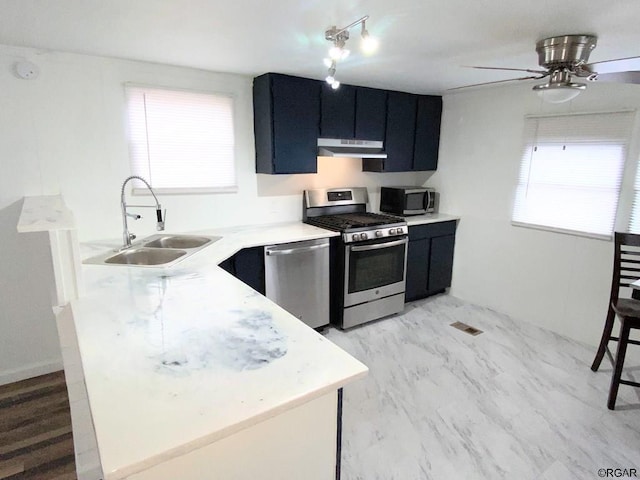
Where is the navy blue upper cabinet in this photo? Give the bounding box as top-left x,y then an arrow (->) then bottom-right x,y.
355,87 -> 387,141
253,73 -> 442,174
413,95 -> 443,171
365,91 -> 417,172
254,73 -> 320,174
320,84 -> 387,141
363,91 -> 442,172
320,83 -> 356,139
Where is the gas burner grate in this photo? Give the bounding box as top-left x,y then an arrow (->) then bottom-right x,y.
306,212 -> 405,231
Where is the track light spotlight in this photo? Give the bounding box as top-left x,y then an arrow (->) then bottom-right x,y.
323,15 -> 378,91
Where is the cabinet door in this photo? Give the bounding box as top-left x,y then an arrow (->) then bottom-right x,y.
320,83 -> 355,139
253,74 -> 275,174
271,75 -> 320,174
405,238 -> 430,301
413,95 -> 442,171
218,257 -> 235,276
355,87 -> 387,140
233,247 -> 265,295
384,91 -> 417,172
428,235 -> 455,293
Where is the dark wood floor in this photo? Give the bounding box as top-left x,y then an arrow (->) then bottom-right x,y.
0,371 -> 76,479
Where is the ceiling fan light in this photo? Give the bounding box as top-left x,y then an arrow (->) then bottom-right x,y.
532,82 -> 586,103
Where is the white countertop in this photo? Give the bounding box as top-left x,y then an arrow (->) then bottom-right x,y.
72,222 -> 366,479
17,195 -> 76,232
18,196 -> 459,479
402,212 -> 460,227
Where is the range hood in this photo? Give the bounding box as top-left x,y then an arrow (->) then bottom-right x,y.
317,138 -> 387,159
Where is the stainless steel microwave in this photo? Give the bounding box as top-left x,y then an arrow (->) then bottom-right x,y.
380,186 -> 438,216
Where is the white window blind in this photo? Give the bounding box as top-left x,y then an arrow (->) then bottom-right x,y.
628,152 -> 640,233
512,111 -> 634,239
125,85 -> 236,193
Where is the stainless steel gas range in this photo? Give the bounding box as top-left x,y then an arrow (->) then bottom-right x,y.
303,187 -> 408,329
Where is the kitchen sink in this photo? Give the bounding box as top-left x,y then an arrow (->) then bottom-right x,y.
143,235 -> 217,249
104,247 -> 187,266
84,234 -> 221,267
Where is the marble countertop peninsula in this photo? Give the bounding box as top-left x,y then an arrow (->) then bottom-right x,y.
73,222 -> 367,479
17,195 -> 76,232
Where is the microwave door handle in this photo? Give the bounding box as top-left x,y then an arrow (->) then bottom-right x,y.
424,190 -> 430,212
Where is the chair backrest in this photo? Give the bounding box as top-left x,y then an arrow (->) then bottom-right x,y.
611,232 -> 640,302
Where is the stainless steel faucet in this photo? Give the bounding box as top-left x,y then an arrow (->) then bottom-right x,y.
120,176 -> 165,248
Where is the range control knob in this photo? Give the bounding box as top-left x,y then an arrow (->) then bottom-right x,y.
351,234 -> 359,241
389,228 -> 396,235
360,233 -> 368,240
396,227 -> 404,234
375,230 -> 384,238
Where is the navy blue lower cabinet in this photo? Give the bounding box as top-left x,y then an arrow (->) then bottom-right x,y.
218,247 -> 265,295
405,221 -> 456,302
406,238 -> 430,301
428,234 -> 455,293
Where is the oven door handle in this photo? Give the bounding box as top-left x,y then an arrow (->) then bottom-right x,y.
350,237 -> 408,252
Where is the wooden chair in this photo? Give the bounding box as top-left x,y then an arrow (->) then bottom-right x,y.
591,232 -> 640,410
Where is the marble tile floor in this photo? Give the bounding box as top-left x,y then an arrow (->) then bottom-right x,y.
325,294 -> 640,480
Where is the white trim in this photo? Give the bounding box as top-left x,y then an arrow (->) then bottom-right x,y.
525,108 -> 636,119
511,221 -> 612,241
132,186 -> 238,195
0,359 -> 63,386
124,81 -> 236,100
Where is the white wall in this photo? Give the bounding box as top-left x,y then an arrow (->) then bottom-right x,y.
0,44 -> 423,383
8,41 -> 633,383
430,81 -> 640,347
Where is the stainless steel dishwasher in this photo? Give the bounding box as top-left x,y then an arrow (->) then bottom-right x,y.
264,238 -> 330,329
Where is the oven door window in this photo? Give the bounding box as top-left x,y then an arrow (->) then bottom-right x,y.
348,240 -> 406,293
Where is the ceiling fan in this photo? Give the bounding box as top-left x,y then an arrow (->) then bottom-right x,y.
452,34 -> 640,103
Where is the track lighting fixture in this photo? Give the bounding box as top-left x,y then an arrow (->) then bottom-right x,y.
323,15 -> 377,90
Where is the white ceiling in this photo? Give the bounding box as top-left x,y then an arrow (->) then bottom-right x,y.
1,0 -> 640,94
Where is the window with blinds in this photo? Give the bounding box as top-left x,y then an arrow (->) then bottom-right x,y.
629,157 -> 640,234
512,111 -> 634,240
125,85 -> 236,194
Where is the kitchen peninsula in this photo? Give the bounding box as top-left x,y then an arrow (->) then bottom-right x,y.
18,196 -> 368,480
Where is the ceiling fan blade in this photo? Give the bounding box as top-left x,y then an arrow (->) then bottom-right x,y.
448,75 -> 547,91
590,71 -> 640,85
465,66 -> 548,74
587,55 -> 640,74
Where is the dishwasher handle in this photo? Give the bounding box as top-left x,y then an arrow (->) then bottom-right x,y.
265,242 -> 329,256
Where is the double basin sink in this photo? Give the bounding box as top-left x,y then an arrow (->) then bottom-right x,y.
84,234 -> 221,267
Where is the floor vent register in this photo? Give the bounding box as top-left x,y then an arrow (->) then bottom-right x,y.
450,321 -> 483,336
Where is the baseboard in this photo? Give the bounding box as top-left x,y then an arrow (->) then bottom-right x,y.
0,359 -> 63,386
